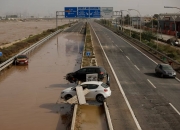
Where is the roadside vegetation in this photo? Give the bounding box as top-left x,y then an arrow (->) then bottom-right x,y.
0,24 -> 70,63
81,22 -> 96,67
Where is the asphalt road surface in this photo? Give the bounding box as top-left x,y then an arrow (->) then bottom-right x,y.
89,20 -> 180,130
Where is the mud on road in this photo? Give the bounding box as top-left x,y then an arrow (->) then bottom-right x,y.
0,19 -> 69,46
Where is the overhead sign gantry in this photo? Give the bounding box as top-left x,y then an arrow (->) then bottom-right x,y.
65,7 -> 101,18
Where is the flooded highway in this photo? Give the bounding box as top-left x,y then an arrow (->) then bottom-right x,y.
0,32 -> 84,130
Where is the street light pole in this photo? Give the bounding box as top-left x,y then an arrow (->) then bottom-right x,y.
128,9 -> 142,42
152,16 -> 153,33
171,16 -> 177,39
120,10 -> 131,36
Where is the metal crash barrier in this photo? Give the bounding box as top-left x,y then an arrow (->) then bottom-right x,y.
0,29 -> 63,72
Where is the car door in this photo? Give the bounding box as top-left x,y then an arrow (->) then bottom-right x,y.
155,64 -> 161,73
158,65 -> 163,74
85,84 -> 99,99
75,68 -> 87,81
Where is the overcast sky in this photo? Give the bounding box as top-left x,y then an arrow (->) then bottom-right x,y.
0,0 -> 180,17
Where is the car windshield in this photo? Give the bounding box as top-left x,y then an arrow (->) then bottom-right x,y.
17,55 -> 27,58
101,83 -> 109,88
162,64 -> 173,70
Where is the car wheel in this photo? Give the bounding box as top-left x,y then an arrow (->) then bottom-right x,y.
160,73 -> 164,78
155,71 -> 158,75
96,94 -> 105,103
64,95 -> 72,100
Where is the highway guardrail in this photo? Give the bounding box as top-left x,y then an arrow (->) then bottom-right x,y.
0,29 -> 63,72
98,23 -> 180,72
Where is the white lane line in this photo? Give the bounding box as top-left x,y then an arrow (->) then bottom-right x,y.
134,65 -> 140,71
100,24 -> 158,65
147,79 -> 156,88
115,44 -> 123,52
99,24 -> 180,83
90,23 -> 142,130
175,77 -> 180,82
126,56 -> 130,60
169,103 -> 180,115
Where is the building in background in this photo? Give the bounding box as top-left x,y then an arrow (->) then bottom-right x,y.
158,13 -> 180,36
6,15 -> 18,20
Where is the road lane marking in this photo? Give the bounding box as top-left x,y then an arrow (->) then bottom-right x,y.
100,24 -> 157,65
126,56 -> 130,60
134,65 -> 140,71
147,79 -> 156,88
99,24 -> 180,83
169,103 -> 180,115
115,44 -> 123,52
91,23 -> 142,130
112,41 -> 114,43
175,77 -> 180,82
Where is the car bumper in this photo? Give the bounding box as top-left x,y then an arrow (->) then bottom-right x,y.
164,74 -> 176,78
16,61 -> 28,65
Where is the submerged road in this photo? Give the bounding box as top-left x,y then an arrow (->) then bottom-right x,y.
90,20 -> 180,130
0,23 -> 84,129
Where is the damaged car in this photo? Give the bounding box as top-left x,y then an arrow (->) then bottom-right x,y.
65,66 -> 107,83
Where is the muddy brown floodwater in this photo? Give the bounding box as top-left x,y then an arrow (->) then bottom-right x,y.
0,32 -> 84,130
75,105 -> 108,130
0,19 -> 70,45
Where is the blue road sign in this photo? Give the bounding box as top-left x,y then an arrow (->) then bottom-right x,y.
86,51 -> 91,56
65,7 -> 77,18
78,7 -> 89,18
0,52 -> 2,56
90,9 -> 101,18
89,7 -> 100,18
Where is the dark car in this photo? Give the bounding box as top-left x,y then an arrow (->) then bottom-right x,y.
13,55 -> 28,65
155,63 -> 176,78
66,66 -> 107,83
166,37 -> 180,47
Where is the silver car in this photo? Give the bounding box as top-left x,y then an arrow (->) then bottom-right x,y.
155,63 -> 176,78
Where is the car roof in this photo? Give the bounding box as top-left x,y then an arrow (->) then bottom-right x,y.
158,63 -> 170,66
82,66 -> 103,69
17,55 -> 27,57
81,81 -> 103,85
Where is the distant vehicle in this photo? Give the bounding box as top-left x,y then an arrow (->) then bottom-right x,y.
166,37 -> 180,47
177,32 -> 180,38
65,66 -> 107,83
155,63 -> 176,78
61,81 -> 111,102
13,55 -> 28,65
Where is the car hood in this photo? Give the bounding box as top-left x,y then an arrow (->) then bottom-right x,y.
62,87 -> 74,93
17,58 -> 27,60
164,70 -> 175,73
67,72 -> 75,75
